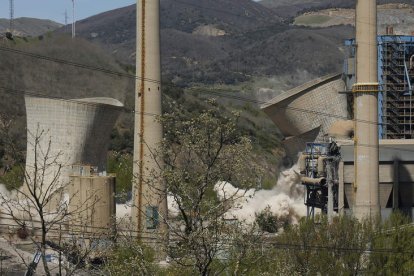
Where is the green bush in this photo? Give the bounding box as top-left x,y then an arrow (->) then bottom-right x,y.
0,165 -> 24,190
107,152 -> 133,202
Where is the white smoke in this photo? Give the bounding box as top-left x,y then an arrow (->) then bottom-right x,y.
0,184 -> 10,201
167,194 -> 180,217
214,166 -> 306,224
113,167 -> 306,225
116,201 -> 131,219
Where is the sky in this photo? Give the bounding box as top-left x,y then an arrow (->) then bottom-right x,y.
0,0 -> 136,24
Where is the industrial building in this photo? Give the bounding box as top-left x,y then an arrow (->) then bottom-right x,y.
345,35 -> 414,139
69,164 -> 116,239
262,1 -> 414,220
0,96 -> 123,240
340,140 -> 414,217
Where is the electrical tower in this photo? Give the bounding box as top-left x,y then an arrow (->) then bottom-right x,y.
9,0 -> 14,34
64,9 -> 68,33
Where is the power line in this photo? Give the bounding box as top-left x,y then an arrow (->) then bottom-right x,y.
1,34 -> 413,149
3,85 -> 414,156
0,46 -> 159,84
0,44 -> 382,127
0,86 -> 159,118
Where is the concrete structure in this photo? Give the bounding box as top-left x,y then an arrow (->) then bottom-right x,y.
25,96 -> 123,190
352,0 -> 380,219
261,74 -> 348,160
69,165 -> 116,237
262,1 -> 414,221
132,0 -> 168,245
339,139 -> 414,218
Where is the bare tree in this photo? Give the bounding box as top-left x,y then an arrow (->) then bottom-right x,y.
0,117 -> 99,275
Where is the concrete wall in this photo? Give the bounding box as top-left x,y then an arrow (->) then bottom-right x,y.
69,175 -> 116,236
25,96 -> 123,189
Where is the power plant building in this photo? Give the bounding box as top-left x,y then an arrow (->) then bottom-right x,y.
262,33 -> 414,219
339,140 -> 414,217
344,35 -> 414,139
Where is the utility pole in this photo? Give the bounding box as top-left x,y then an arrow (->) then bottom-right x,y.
64,9 -> 68,33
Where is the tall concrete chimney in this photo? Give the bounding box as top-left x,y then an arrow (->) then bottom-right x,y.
132,0 -> 168,248
352,0 -> 380,219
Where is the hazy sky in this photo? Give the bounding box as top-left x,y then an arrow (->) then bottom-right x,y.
0,0 -> 136,24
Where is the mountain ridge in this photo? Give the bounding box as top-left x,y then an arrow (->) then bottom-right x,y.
0,17 -> 62,36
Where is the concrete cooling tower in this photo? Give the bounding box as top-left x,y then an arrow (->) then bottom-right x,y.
24,96 -> 123,188
261,74 -> 348,160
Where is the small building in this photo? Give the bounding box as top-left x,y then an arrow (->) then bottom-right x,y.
68,165 -> 116,238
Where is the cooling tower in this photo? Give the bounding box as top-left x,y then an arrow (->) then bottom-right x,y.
261,74 -> 348,160
25,96 -> 123,189
132,0 -> 168,245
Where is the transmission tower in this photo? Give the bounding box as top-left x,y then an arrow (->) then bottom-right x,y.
64,9 -> 68,33
9,0 -> 14,34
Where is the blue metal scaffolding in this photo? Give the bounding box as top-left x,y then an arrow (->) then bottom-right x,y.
344,35 -> 414,139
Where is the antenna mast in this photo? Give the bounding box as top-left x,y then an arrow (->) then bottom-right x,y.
65,9 -> 68,32
9,0 -> 14,34
72,0 -> 76,38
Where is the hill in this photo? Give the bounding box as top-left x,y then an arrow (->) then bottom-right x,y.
259,0 -> 414,18
293,4 -> 414,35
0,17 -> 62,36
0,35 -> 132,173
4,0 -> 412,187
66,0 -> 350,86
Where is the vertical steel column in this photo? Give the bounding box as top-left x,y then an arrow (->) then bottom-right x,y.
338,160 -> 345,215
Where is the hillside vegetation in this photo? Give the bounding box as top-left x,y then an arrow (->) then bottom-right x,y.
294,4 -> 414,36
0,34 -> 132,175
0,33 -> 283,188
0,17 -> 62,36
67,0 -> 351,87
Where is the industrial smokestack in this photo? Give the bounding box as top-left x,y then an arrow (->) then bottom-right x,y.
352,0 -> 380,219
132,0 -> 168,250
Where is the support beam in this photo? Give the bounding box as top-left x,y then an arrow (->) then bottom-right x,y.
338,160 -> 345,215
393,159 -> 399,210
